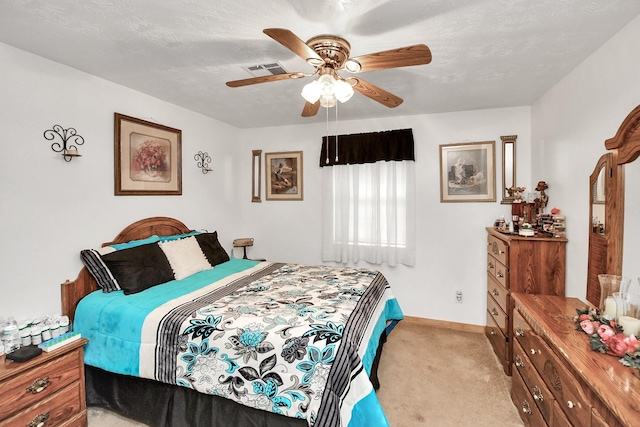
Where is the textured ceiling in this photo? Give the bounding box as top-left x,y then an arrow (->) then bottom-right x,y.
1,0 -> 639,129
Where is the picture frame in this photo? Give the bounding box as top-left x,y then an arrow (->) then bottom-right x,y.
439,141 -> 496,203
265,151 -> 303,201
114,113 -> 182,195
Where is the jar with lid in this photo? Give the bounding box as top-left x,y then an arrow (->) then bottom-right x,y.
3,318 -> 21,353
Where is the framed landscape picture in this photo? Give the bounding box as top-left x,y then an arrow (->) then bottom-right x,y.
439,141 -> 495,203
265,151 -> 303,201
114,113 -> 182,195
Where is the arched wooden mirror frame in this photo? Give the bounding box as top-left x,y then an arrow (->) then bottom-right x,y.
586,153 -> 611,306
587,104 -> 640,307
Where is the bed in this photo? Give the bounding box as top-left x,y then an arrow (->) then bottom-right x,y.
61,217 -> 403,427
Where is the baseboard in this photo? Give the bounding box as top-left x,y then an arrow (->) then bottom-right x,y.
401,315 -> 485,334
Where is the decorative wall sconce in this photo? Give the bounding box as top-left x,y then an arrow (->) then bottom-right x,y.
194,151 -> 212,173
44,125 -> 85,162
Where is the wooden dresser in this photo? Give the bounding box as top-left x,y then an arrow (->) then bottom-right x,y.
485,227 -> 567,375
512,294 -> 639,427
0,339 -> 88,427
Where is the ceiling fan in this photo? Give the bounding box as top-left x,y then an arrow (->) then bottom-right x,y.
226,28 -> 432,117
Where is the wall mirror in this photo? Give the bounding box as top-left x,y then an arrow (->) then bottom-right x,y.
252,150 -> 262,203
587,104 -> 640,306
500,135 -> 517,204
586,153 -> 610,306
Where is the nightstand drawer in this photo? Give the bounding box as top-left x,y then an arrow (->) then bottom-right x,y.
0,350 -> 80,419
0,381 -> 82,427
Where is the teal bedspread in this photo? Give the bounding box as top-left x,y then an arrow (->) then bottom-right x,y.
74,259 -> 403,427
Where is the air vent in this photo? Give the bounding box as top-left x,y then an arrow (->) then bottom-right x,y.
242,62 -> 289,77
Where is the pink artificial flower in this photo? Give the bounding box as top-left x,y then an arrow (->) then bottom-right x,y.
578,313 -> 590,322
624,335 -> 640,353
598,324 -> 615,342
580,319 -> 598,335
606,334 -> 629,357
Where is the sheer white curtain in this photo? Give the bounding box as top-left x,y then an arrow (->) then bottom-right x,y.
321,160 -> 415,266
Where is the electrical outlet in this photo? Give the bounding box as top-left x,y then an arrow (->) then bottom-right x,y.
455,290 -> 463,303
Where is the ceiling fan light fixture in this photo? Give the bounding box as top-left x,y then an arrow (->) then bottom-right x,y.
344,59 -> 361,73
320,95 -> 337,108
334,79 -> 354,103
301,80 -> 321,103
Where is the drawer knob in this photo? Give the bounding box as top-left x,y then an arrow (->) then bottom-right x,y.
488,262 -> 494,269
491,289 -> 499,296
497,271 -> 504,278
27,412 -> 49,427
567,400 -> 575,409
515,327 -> 525,337
491,308 -> 499,316
515,355 -> 524,368
522,400 -> 532,415
490,329 -> 497,336
530,348 -> 537,355
26,377 -> 49,394
533,385 -> 544,402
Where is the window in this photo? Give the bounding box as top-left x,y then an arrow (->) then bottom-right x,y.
320,129 -> 416,267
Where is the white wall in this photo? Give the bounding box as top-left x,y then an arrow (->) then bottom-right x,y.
531,14 -> 640,299
1,12 -> 638,327
0,43 -> 241,319
236,108 -> 532,324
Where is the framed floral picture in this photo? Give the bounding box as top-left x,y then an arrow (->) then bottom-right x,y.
265,151 -> 303,201
114,113 -> 182,195
439,141 -> 496,202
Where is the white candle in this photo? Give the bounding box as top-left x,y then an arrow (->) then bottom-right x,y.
617,316 -> 640,337
603,297 -> 618,319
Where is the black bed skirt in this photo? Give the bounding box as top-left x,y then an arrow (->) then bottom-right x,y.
85,331 -> 387,427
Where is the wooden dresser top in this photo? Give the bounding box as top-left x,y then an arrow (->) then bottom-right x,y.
512,293 -> 640,426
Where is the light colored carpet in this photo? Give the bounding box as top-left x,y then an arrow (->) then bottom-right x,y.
88,321 -> 523,426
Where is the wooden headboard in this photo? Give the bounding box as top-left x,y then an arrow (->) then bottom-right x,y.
61,216 -> 192,322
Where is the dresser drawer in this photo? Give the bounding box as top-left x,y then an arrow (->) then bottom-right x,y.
528,332 -> 592,427
0,350 -> 80,420
513,340 -> 554,425
511,368 -> 548,427
487,234 -> 508,265
487,276 -> 508,313
485,311 -> 509,374
513,310 -> 535,356
486,292 -> 507,335
0,381 -> 82,427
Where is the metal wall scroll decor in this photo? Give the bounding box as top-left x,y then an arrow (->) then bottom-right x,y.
194,151 -> 212,173
44,125 -> 85,161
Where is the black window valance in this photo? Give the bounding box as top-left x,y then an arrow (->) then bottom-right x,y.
319,128 -> 415,167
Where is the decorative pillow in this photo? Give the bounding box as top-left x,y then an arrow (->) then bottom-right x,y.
81,249 -> 120,293
109,235 -> 161,251
100,243 -> 175,295
159,236 -> 212,280
194,232 -> 230,267
158,231 -> 202,242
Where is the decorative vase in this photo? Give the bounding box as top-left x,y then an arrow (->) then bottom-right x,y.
598,274 -> 632,318
145,165 -> 158,177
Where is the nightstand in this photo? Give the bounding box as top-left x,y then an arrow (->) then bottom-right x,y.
0,338 -> 88,427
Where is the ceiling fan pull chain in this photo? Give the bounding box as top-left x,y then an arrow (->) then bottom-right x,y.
325,106 -> 330,164
335,103 -> 339,162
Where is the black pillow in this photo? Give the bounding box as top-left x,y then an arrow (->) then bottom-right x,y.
194,232 -> 230,267
101,243 -> 174,295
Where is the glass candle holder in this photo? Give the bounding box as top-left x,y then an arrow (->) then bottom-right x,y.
598,274 -> 632,317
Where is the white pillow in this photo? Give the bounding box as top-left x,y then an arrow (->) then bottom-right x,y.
158,236 -> 212,280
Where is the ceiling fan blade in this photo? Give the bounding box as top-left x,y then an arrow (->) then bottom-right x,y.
352,78 -> 403,108
226,73 -> 299,88
349,44 -> 432,73
301,101 -> 320,117
263,28 -> 323,63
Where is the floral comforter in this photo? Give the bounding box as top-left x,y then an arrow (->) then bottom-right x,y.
76,259 -> 403,427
